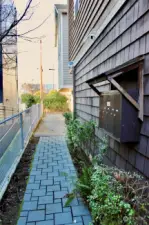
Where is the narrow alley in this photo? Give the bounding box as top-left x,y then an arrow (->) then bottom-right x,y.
1,0 -> 149,224
17,114 -> 92,225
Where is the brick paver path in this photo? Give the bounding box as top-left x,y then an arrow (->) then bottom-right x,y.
17,136 -> 92,225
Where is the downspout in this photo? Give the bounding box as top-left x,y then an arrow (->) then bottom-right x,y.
72,67 -> 76,119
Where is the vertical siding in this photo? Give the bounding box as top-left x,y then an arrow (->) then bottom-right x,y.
69,0 -> 149,178
61,14 -> 72,86
58,12 -> 72,88
58,14 -> 63,88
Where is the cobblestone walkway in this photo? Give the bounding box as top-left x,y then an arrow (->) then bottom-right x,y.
17,136 -> 92,225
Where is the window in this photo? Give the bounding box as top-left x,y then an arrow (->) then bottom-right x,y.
74,0 -> 80,19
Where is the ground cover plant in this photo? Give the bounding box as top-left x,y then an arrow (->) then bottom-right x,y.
64,113 -> 149,225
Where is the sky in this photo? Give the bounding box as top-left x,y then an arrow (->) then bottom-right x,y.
15,0 -> 67,92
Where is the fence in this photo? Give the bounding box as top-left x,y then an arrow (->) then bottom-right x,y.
0,104 -> 42,200
0,105 -> 19,120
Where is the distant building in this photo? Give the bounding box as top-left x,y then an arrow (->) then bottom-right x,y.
21,83 -> 56,94
54,4 -> 72,90
0,1 -> 18,112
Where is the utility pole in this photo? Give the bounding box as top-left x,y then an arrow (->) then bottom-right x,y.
40,40 -> 43,111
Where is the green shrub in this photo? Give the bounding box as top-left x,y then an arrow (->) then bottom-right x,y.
43,91 -> 68,112
64,165 -> 93,207
89,166 -> 135,225
66,163 -> 149,225
64,117 -> 149,225
66,118 -> 97,153
63,112 -> 73,125
76,166 -> 93,199
66,119 -> 81,150
34,91 -> 46,97
21,93 -> 36,108
34,95 -> 41,104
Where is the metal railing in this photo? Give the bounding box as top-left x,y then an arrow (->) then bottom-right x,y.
0,104 -> 42,200
0,105 -> 19,120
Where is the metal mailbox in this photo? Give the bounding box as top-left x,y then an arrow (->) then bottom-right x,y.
99,90 -> 141,143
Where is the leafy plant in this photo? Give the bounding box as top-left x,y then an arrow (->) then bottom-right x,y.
33,91 -> 47,104
93,136 -> 108,164
63,112 -> 73,125
76,166 -> 93,199
34,90 -> 46,97
21,93 -> 36,108
64,166 -> 93,207
66,118 -> 97,154
64,116 -> 149,225
64,121 -> 149,225
89,165 -> 135,225
112,170 -> 149,225
43,90 -> 68,112
34,95 -> 41,104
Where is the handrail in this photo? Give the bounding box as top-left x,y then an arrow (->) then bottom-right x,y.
0,106 -> 38,125
0,104 -> 42,201
0,113 -> 19,125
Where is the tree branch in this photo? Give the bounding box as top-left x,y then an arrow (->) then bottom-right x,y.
0,0 -> 33,42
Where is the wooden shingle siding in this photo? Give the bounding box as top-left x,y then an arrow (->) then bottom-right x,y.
144,97 -> 149,116
71,0 -> 111,58
69,0 -> 149,178
139,135 -> 148,156
141,117 -> 149,137
75,12 -> 149,82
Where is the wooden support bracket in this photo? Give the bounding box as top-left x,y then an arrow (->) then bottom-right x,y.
86,57 -> 144,122
107,77 -> 140,111
89,84 -> 102,96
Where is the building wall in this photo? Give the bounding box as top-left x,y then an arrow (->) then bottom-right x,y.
3,34 -> 18,109
0,1 -> 18,109
62,13 -> 72,87
69,0 -> 149,177
3,67 -> 18,108
58,11 -> 72,88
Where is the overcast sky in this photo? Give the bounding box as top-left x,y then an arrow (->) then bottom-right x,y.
15,0 -> 67,92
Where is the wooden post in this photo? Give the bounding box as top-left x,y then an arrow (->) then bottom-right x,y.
20,113 -> 24,149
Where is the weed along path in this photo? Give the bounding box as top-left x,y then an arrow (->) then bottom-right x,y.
17,114 -> 92,225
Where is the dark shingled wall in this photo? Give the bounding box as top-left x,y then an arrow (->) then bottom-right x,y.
69,0 -> 149,178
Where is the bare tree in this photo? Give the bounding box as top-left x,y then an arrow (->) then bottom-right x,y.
0,0 -> 33,42
0,0 -> 51,105
0,0 -> 33,73
0,0 -> 50,70
21,83 -> 40,94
